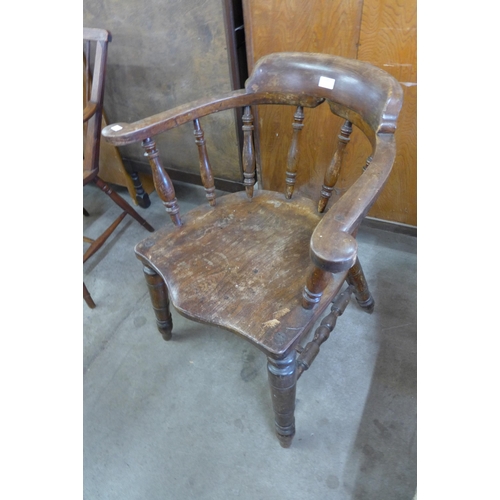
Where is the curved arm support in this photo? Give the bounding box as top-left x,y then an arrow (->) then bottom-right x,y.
101,90 -> 323,147
83,101 -> 98,122
310,135 -> 396,273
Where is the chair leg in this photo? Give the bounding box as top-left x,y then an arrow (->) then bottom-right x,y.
83,282 -> 96,309
130,170 -> 151,208
93,176 -> 154,233
346,257 -> 374,313
143,265 -> 173,341
267,350 -> 297,448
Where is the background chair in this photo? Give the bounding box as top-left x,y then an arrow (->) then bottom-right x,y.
83,27 -> 154,308
102,52 -> 403,447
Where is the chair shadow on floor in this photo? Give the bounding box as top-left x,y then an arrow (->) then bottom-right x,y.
342,254 -> 417,499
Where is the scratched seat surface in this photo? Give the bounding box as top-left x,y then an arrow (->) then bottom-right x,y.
135,190 -> 347,356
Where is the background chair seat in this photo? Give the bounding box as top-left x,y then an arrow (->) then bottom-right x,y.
135,190 -> 347,355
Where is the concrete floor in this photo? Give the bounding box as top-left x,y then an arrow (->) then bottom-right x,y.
83,180 -> 417,500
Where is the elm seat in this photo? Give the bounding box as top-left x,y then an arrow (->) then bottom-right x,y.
135,190 -> 349,356
103,52 -> 403,448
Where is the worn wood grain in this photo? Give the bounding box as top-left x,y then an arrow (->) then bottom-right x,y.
135,190 -> 347,356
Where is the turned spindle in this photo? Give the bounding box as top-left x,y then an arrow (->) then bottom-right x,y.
302,266 -> 331,309
285,106 -> 304,199
318,120 -> 352,213
297,285 -> 353,378
193,119 -> 216,206
142,137 -> 182,226
242,106 -> 256,198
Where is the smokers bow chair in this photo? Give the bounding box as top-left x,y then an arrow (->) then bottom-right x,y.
83,28 -> 154,308
103,52 -> 403,447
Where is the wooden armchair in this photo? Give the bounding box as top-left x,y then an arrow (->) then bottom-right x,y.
102,52 -> 403,447
83,28 -> 154,308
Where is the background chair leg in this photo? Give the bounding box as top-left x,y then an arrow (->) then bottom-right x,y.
346,257 -> 374,313
130,170 -> 151,208
267,351 -> 297,448
84,282 -> 96,309
93,176 -> 154,232
143,266 -> 173,340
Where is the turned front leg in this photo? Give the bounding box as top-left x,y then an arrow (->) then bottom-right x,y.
143,266 -> 173,340
346,257 -> 374,313
267,351 -> 297,448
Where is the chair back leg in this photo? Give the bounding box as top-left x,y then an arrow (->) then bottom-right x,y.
346,258 -> 375,313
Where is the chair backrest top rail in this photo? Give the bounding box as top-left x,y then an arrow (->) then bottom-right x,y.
102,52 -> 403,148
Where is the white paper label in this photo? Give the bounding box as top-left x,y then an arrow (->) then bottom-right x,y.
110,125 -> 123,131
318,76 -> 335,90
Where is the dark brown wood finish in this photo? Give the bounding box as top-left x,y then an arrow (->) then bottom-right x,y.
130,171 -> 152,208
141,137 -> 181,226
103,52 -> 403,447
143,266 -> 173,341
241,106 -> 256,197
346,257 -> 375,312
297,284 -> 353,378
193,119 -> 217,206
83,28 -> 154,307
318,120 -> 352,213
267,351 -> 297,448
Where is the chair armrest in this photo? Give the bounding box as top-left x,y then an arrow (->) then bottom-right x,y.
310,135 -> 396,273
101,91 -> 249,146
310,230 -> 358,273
83,101 -> 98,122
101,90 -> 323,147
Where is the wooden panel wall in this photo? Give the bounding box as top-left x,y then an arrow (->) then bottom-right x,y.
242,0 -> 417,226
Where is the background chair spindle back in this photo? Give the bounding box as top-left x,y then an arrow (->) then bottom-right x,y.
83,28 -> 111,178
